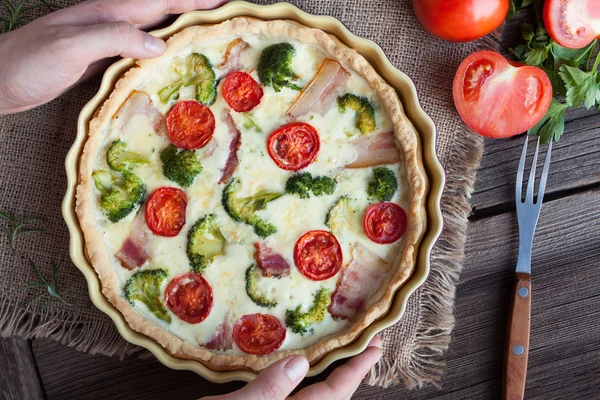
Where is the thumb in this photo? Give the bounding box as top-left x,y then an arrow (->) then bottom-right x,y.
233,356 -> 309,400
68,21 -> 166,64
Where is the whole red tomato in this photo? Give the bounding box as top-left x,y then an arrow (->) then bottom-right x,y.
412,0 -> 509,42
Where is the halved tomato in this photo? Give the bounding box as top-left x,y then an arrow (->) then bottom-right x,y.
544,0 -> 600,49
145,187 -> 187,237
294,230 -> 342,281
267,122 -> 320,171
453,51 -> 552,138
165,272 -> 213,324
363,202 -> 407,244
222,71 -> 264,112
166,101 -> 215,149
233,313 -> 286,355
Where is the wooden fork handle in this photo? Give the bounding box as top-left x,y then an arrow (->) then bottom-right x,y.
502,272 -> 531,400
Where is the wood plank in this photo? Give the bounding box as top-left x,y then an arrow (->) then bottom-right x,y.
471,107 -> 600,214
31,189 -> 600,399
0,337 -> 45,400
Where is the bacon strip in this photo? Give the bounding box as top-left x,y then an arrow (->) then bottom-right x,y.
115,214 -> 151,270
218,110 -> 242,184
219,38 -> 250,74
202,312 -> 233,350
287,59 -> 350,119
329,244 -> 390,320
345,131 -> 401,169
253,242 -> 290,277
114,90 -> 166,137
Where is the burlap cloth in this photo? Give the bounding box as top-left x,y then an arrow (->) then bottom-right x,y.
0,0 -> 493,388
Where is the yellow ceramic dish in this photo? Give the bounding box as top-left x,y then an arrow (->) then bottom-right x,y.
62,1 -> 444,383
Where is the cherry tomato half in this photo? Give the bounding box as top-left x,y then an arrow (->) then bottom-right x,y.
165,272 -> 213,324
166,101 -> 215,149
544,0 -> 600,49
222,71 -> 264,112
412,0 -> 508,42
453,51 -> 552,138
294,230 -> 342,281
267,122 -> 320,171
363,202 -> 408,244
145,187 -> 187,237
233,313 -> 286,355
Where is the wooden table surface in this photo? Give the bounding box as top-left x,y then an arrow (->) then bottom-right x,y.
2,17 -> 600,400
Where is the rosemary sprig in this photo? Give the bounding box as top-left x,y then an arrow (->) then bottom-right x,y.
1,0 -> 57,34
22,259 -> 69,308
0,210 -> 45,249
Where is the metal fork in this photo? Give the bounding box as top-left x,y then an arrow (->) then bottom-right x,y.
502,136 -> 553,400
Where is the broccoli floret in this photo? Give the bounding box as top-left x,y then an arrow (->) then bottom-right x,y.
222,178 -> 282,238
160,144 -> 202,188
106,140 -> 149,172
186,214 -> 226,273
158,53 -> 216,105
245,264 -> 278,308
124,269 -> 171,323
285,172 -> 313,199
338,94 -> 376,135
93,169 -> 146,223
257,43 -> 301,92
311,176 -> 336,196
285,287 -> 331,334
367,167 -> 398,202
285,173 -> 336,198
325,196 -> 357,234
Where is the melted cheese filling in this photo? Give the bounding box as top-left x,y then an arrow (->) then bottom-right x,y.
92,35 -> 409,354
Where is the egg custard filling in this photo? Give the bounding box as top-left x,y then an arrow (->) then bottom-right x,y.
76,17 -> 426,371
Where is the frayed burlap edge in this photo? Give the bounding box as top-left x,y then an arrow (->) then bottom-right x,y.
0,299 -> 143,358
364,33 -> 500,389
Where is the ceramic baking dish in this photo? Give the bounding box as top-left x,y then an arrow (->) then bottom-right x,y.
62,1 -> 444,383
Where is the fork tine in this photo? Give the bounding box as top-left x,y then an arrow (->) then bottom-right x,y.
536,139 -> 553,204
525,136 -> 540,203
516,136 -> 528,203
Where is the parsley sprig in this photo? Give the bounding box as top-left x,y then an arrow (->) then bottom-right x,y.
509,3 -> 600,143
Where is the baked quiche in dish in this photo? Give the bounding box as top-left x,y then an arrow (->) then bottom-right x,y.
76,17 -> 426,372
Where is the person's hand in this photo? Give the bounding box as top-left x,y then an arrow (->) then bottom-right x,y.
0,0 -> 227,115
203,336 -> 383,400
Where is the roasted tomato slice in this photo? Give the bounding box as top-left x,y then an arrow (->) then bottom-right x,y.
222,71 -> 264,112
412,0 -> 508,42
165,272 -> 213,324
363,202 -> 407,244
453,51 -> 552,138
294,230 -> 342,281
166,100 -> 215,149
267,122 -> 320,171
544,0 -> 600,49
233,313 -> 286,355
145,187 -> 187,237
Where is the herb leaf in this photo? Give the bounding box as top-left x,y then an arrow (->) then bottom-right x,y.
527,100 -> 567,144
558,65 -> 600,109
0,211 -> 45,248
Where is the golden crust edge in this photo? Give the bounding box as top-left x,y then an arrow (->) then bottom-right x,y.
75,17 -> 427,373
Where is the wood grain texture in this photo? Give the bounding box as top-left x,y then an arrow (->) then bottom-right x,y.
503,273 -> 531,400
472,107 -> 600,213
0,337 -> 45,400
23,189 -> 600,400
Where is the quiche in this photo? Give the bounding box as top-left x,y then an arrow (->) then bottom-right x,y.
76,17 -> 426,372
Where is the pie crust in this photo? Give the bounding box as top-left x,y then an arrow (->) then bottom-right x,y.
76,17 -> 427,372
